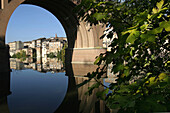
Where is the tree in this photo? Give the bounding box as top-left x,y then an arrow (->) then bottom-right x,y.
75,0 -> 170,112
47,52 -> 56,58
57,42 -> 68,63
12,50 -> 28,59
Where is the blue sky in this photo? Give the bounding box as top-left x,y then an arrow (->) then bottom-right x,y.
6,4 -> 66,43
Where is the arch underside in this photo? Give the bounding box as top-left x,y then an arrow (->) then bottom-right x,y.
0,0 -> 104,48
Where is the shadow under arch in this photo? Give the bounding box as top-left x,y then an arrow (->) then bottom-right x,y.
2,0 -> 79,112
0,0 -> 107,112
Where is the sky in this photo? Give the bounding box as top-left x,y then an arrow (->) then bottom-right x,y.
6,4 -> 66,43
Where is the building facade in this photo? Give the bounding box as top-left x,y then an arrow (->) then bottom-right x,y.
8,36 -> 67,58
8,41 -> 24,56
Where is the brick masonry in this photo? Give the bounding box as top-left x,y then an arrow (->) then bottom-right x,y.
72,48 -> 106,63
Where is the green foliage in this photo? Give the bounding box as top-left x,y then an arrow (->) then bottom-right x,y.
56,42 -> 68,63
76,0 -> 170,112
12,50 -> 28,59
47,52 -> 56,58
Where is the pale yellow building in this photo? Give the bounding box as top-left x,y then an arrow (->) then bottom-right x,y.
49,39 -> 63,55
8,41 -> 24,56
31,40 -> 36,48
23,41 -> 32,48
36,38 -> 46,58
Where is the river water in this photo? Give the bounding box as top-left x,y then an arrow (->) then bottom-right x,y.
0,58 -> 115,113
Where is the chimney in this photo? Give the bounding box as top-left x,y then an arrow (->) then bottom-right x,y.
55,34 -> 58,39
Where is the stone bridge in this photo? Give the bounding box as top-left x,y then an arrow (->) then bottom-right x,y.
0,0 -> 106,73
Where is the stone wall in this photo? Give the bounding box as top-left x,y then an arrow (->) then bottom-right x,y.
72,48 -> 106,64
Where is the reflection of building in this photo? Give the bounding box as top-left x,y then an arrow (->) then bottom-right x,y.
49,58 -> 63,70
22,57 -> 33,64
42,58 -> 63,72
31,63 -> 37,70
10,58 -> 25,70
9,58 -> 64,73
37,64 -> 43,72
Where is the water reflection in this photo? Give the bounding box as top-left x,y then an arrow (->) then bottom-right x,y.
8,70 -> 68,113
0,58 -> 115,113
10,58 -> 64,73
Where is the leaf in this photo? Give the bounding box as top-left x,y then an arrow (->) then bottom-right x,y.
159,20 -> 170,31
93,13 -> 107,21
156,0 -> 164,11
152,8 -> 158,14
94,56 -> 101,65
158,73 -> 167,80
157,13 -> 163,18
113,63 -> 124,73
77,78 -> 91,88
124,69 -> 130,77
148,27 -> 163,34
135,11 -> 148,23
140,24 -> 149,31
130,47 -> 135,56
122,29 -> 135,35
86,82 -> 100,95
96,88 -> 109,100
126,30 -> 140,44
159,21 -> 166,27
140,33 -> 155,42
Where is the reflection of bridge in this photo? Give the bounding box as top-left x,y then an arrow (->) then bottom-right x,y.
0,0 -> 106,74
0,67 -> 113,113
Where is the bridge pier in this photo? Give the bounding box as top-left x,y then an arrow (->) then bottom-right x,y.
0,44 -> 11,96
66,48 -> 106,64
0,45 -> 10,73
65,48 -> 106,76
71,48 -> 106,64
0,45 -> 11,98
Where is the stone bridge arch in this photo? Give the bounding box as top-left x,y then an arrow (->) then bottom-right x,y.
0,0 -> 106,73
